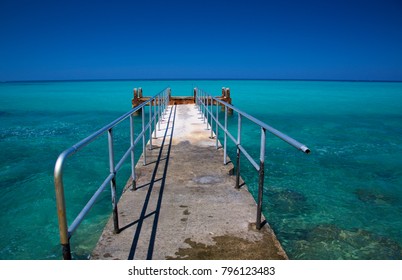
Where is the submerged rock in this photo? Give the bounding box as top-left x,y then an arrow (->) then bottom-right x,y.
291,224 -> 402,259
266,188 -> 310,215
355,188 -> 396,205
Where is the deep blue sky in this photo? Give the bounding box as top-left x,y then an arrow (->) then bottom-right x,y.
1,0 -> 402,81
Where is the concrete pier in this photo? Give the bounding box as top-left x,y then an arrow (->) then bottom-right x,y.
91,104 -> 287,260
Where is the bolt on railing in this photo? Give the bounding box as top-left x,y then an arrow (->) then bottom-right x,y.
54,88 -> 170,260
195,87 -> 310,230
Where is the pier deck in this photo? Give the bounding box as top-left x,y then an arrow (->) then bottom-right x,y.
91,104 -> 287,260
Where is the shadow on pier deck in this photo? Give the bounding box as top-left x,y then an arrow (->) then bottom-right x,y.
91,104 -> 288,260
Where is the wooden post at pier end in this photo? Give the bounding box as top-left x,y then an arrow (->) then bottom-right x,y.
132,88 -> 142,116
218,87 -> 233,115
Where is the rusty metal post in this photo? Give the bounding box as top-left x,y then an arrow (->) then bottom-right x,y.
215,99 -> 219,149
235,113 -> 242,189
142,105 -> 147,165
130,114 -> 137,191
148,99 -> 153,150
153,97 -> 157,139
221,87 -> 226,112
225,87 -> 230,98
202,91 -> 206,124
210,95 -> 214,138
108,128 -> 120,234
55,184 -> 72,259
158,95 -> 161,131
225,88 -> 233,115
139,87 -> 143,98
224,106 -> 228,165
132,88 -> 140,115
256,128 -> 266,230
193,88 -> 197,103
134,88 -> 138,99
54,151 -> 73,260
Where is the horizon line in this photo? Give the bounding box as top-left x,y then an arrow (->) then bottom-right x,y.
2,77 -> 402,83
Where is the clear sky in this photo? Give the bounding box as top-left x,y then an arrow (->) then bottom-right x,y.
1,0 -> 402,81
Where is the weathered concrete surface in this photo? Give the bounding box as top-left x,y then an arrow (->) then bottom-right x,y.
91,104 -> 287,260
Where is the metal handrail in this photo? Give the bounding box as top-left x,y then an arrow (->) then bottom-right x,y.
195,87 -> 310,230
54,87 -> 170,260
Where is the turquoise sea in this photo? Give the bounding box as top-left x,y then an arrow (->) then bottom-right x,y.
1,80 -> 401,260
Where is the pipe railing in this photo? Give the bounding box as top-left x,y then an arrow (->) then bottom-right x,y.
54,88 -> 170,260
195,87 -> 310,230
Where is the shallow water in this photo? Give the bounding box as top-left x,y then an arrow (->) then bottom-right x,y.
1,80 -> 401,259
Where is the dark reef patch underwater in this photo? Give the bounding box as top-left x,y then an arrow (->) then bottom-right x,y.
292,224 -> 402,260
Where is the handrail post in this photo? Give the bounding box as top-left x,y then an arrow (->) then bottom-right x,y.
54,155 -> 72,260
153,97 -> 157,139
167,88 -> 170,110
203,91 -> 206,123
235,114 -> 242,189
203,92 -> 206,124
108,128 -> 120,234
210,96 -> 214,138
208,95 -> 210,130
207,94 -> 210,129
158,95 -> 161,131
215,98 -> 219,149
257,128 -> 266,230
161,91 -> 164,119
166,89 -> 169,115
196,88 -> 201,112
224,106 -> 228,165
129,114 -> 137,191
142,105 -> 147,165
149,99 -> 153,150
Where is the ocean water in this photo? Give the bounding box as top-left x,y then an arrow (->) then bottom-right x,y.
0,80 -> 401,260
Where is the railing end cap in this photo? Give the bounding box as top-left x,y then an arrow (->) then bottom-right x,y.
301,145 -> 311,154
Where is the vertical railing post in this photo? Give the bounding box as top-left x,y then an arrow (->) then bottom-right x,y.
149,99 -> 153,150
161,91 -> 165,119
196,89 -> 199,111
256,128 -> 266,230
199,90 -> 202,111
153,97 -> 157,139
158,95 -> 161,131
129,114 -> 137,191
224,106 -> 228,165
207,94 -> 209,129
203,92 -> 206,124
207,95 -> 210,130
215,98 -> 219,149
221,87 -> 225,112
54,161 -> 72,260
210,96 -> 214,139
195,88 -> 198,107
162,90 -> 165,116
235,114 -> 242,189
108,128 -> 119,234
142,105 -> 147,165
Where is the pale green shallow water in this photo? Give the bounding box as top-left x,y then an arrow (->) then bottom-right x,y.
0,80 -> 401,259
